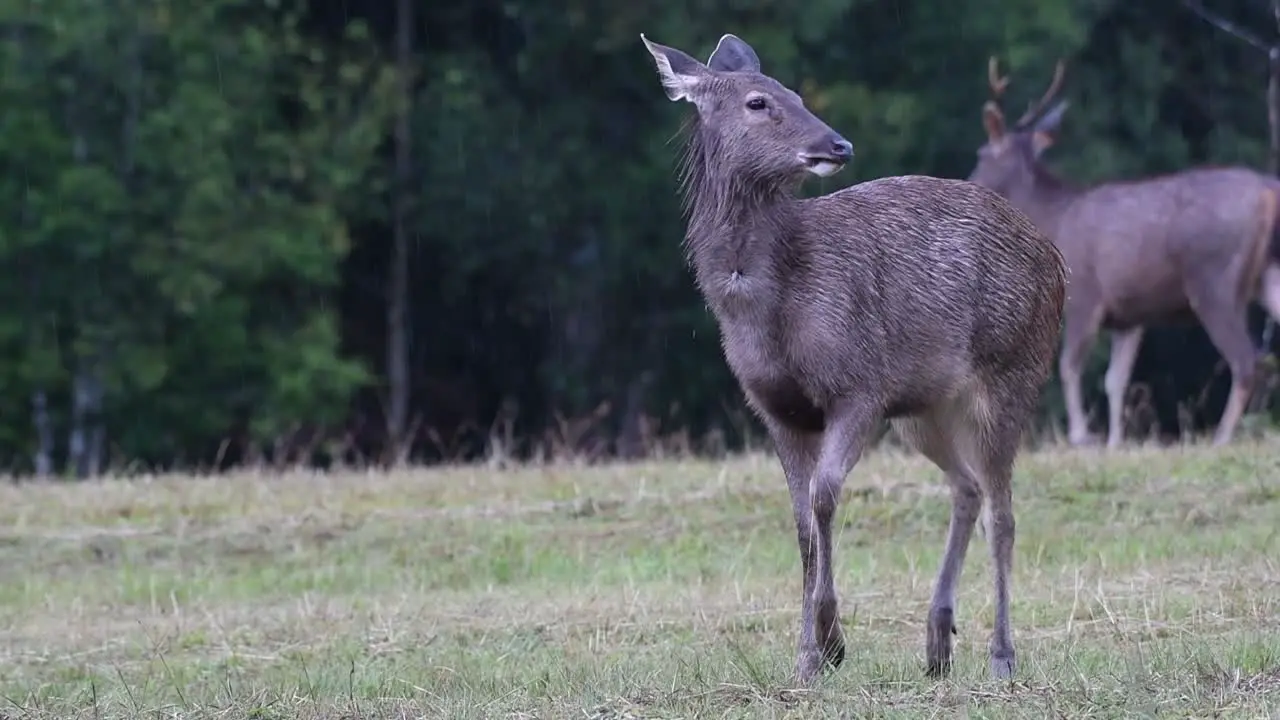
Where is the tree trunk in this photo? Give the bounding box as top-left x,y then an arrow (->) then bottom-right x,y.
31,390 -> 53,477
385,0 -> 413,465
64,133 -> 105,480
68,361 -> 104,479
1268,48 -> 1279,174
76,369 -> 105,478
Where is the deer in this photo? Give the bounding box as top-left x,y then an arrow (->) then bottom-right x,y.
639,32 -> 1066,683
968,57 -> 1280,449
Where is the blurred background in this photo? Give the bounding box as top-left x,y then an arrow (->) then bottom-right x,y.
2,0 -> 1280,476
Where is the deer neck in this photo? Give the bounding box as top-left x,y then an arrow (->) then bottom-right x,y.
684,190 -> 797,317
1009,165 -> 1082,241
678,129 -> 798,316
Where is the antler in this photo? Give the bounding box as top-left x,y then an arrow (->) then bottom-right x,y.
988,56 -> 1010,100
1015,59 -> 1065,128
983,56 -> 1011,134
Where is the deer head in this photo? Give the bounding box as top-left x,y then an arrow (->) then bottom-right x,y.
967,57 -> 1069,196
640,33 -> 853,181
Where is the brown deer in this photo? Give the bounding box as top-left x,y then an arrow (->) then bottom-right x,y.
968,58 -> 1280,448
640,33 -> 1066,682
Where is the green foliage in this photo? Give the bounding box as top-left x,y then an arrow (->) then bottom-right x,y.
0,0 -> 392,470
0,0 -> 1277,469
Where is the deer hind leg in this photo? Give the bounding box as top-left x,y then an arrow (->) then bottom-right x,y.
891,394 -> 986,678
976,426 -> 1019,679
942,379 -> 1029,676
1103,328 -> 1144,449
1260,265 -> 1280,329
1191,285 -> 1258,446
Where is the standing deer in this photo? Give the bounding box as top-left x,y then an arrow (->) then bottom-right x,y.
968,58 -> 1280,448
640,33 -> 1066,682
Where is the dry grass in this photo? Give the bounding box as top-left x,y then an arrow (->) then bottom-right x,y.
1,437 -> 1280,718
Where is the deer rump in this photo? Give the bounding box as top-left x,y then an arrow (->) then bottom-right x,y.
1058,166 -> 1280,331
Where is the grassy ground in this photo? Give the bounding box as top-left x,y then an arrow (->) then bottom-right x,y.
1,439 -> 1279,719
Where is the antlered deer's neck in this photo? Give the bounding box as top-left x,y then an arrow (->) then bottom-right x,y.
1011,161 -> 1085,239
677,123 -> 798,306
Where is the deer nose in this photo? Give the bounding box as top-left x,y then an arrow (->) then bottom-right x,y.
830,137 -> 853,159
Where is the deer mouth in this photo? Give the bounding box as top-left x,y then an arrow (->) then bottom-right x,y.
798,154 -> 848,178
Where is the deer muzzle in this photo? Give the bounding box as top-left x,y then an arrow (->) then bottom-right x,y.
799,134 -> 854,177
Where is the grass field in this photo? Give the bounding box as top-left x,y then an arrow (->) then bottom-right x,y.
1,439 -> 1279,719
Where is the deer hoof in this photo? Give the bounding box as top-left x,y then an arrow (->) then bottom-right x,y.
794,639 -> 845,684
925,607 -> 956,678
990,651 -> 1015,679
1068,432 -> 1102,448
794,651 -> 825,685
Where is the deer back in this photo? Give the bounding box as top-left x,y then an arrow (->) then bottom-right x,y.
968,58 -> 1278,323
1059,167 -> 1278,316
773,174 -> 1066,413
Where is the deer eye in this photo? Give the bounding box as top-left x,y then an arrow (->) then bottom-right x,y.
745,96 -> 768,111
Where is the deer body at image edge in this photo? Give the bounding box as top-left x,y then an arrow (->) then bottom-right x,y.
640,33 -> 1066,682
968,58 -> 1280,448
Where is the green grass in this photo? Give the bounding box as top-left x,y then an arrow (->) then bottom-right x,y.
2,438 -> 1280,718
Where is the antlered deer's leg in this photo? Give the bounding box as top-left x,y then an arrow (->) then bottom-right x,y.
1103,328 -> 1144,448
1059,305 -> 1101,446
769,423 -> 833,682
1058,350 -> 1087,443
1259,265 -> 1280,328
798,402 -> 877,684
1190,282 -> 1257,446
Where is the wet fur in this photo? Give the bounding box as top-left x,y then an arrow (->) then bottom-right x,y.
646,33 -> 1068,683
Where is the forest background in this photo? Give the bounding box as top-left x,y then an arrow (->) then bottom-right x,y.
2,0 -> 1277,476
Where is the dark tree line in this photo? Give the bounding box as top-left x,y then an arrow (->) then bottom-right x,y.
2,0 -> 1279,475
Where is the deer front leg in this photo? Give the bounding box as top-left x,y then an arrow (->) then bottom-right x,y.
1059,355 -> 1091,446
794,403 -> 877,684
769,424 -> 834,682
1103,327 -> 1144,448
1059,309 -> 1100,446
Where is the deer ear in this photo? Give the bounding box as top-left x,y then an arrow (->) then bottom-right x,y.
1031,100 -> 1068,155
982,101 -> 1006,141
707,33 -> 761,73
641,34 -> 709,103
1034,100 -> 1069,133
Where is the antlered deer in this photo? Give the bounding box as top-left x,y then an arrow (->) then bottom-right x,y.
640,33 -> 1066,682
968,57 -> 1280,448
